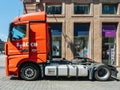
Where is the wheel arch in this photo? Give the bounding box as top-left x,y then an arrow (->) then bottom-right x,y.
93,64 -> 111,81
88,64 -> 110,80
17,60 -> 42,80
17,59 -> 39,68
19,61 -> 40,68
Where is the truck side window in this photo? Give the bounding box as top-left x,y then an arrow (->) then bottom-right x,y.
10,24 -> 26,41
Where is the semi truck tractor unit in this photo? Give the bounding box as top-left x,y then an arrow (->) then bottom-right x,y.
5,12 -> 118,81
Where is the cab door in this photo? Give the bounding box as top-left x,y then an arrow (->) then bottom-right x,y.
5,22 -> 29,72
7,23 -> 29,56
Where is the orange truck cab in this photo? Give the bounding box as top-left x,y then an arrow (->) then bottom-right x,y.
5,12 -> 50,78
5,12 -> 118,81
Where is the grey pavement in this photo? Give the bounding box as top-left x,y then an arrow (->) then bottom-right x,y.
115,67 -> 120,79
0,55 -> 120,90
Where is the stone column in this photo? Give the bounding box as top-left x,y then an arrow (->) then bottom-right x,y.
116,22 -> 120,66
65,2 -> 74,60
93,3 -> 102,63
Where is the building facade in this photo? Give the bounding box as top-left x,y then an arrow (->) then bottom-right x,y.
22,0 -> 120,66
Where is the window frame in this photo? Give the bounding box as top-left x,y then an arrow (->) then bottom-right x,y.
49,23 -> 62,58
9,24 -> 27,41
74,23 -> 90,58
46,4 -> 62,15
74,4 -> 90,14
102,4 -> 118,14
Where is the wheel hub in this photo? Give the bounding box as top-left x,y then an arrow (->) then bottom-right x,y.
25,68 -> 34,78
97,67 -> 110,79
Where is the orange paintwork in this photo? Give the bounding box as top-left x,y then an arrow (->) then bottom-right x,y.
12,12 -> 46,23
5,12 -> 50,76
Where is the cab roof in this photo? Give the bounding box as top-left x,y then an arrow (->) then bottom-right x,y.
12,12 -> 46,23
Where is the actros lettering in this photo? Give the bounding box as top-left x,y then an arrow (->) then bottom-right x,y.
16,42 -> 38,48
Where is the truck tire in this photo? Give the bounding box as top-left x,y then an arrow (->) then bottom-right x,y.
94,65 -> 111,81
19,63 -> 40,81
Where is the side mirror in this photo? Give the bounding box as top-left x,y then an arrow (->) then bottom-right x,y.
4,43 -> 8,55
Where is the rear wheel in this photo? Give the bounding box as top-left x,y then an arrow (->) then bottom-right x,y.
19,63 -> 40,81
94,65 -> 111,81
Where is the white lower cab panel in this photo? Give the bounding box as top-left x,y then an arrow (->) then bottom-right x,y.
45,65 -> 88,77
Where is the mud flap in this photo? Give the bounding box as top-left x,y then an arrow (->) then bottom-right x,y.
88,67 -> 94,80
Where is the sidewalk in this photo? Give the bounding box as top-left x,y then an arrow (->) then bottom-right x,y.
0,54 -> 5,67
117,68 -> 120,79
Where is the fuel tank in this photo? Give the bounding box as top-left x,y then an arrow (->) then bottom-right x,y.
45,65 -> 88,77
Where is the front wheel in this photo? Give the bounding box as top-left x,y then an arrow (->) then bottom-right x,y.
94,65 -> 111,81
19,63 -> 40,81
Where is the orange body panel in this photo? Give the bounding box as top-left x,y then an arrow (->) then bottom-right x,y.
5,12 -> 50,76
12,12 -> 46,23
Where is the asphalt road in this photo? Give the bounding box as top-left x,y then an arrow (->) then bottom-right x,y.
0,55 -> 120,90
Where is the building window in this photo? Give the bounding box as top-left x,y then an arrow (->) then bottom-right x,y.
102,23 -> 117,65
74,23 -> 90,58
102,4 -> 118,14
74,4 -> 90,14
49,23 -> 62,58
46,4 -> 62,14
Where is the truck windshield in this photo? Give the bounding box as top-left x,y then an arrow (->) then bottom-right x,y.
9,24 -> 26,41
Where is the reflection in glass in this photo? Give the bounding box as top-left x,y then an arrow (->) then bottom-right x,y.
10,24 -> 26,41
74,23 -> 89,58
46,5 -> 62,14
49,23 -> 62,58
102,4 -> 117,14
74,4 -> 90,14
102,23 -> 117,65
